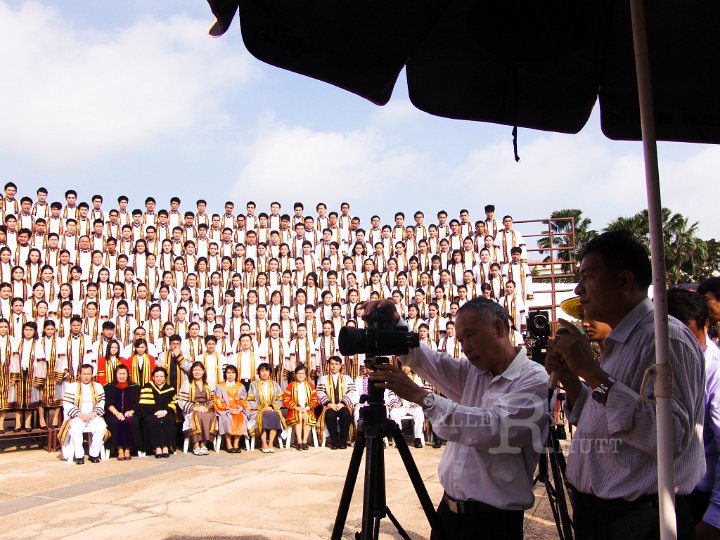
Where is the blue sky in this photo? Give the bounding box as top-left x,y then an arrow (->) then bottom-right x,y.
2,0 -> 718,241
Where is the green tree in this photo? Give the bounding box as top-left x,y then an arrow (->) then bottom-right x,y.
537,209 -> 597,280
694,239 -> 720,281
605,208 -> 709,284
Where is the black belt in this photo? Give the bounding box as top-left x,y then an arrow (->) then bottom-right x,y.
568,485 -> 667,512
442,492 -> 506,515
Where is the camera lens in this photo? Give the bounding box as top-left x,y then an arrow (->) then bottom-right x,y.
533,314 -> 548,330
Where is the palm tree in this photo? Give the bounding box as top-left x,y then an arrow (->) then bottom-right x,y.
537,209 -> 596,279
604,214 -> 649,248
695,239 -> 720,281
605,208 -> 707,284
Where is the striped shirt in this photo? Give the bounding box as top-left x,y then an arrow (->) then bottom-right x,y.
565,298 -> 705,499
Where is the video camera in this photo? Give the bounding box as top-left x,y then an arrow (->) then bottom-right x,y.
527,309 -> 551,362
338,307 -> 419,368
338,306 -> 419,409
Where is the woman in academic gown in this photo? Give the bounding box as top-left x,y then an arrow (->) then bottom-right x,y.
247,362 -> 286,453
282,364 -> 318,450
104,364 -> 141,460
178,361 -> 217,456
139,366 -> 177,458
214,365 -> 249,453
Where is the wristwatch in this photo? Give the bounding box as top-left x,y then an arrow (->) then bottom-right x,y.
591,376 -> 617,406
421,392 -> 435,409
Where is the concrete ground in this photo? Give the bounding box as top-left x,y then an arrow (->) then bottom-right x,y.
0,437 -> 562,539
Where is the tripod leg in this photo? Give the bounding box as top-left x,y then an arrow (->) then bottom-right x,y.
332,431 -> 367,540
548,439 -> 573,540
385,507 -> 412,540
390,424 -> 447,540
361,432 -> 385,540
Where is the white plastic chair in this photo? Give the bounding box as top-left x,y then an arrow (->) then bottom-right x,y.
183,434 -> 223,454
284,425 -> 318,449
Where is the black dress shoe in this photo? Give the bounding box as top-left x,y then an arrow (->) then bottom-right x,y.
0,429 -> 5,435
89,456 -> 101,463
74,458 -> 84,465
155,453 -> 163,459
432,440 -> 442,449
339,443 -> 347,449
13,427 -> 22,432
413,438 -> 423,448
25,427 -> 32,432
162,452 -> 170,458
302,443 -> 309,450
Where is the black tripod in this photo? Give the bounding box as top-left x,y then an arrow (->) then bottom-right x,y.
331,369 -> 445,540
533,389 -> 574,540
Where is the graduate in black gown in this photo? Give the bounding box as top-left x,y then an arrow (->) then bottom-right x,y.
139,366 -> 177,458
104,364 -> 141,460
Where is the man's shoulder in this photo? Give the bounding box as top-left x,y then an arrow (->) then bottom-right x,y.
704,340 -> 720,382
513,352 -> 550,387
666,316 -> 704,358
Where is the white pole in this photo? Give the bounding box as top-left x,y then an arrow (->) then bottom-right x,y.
628,1 -> 676,539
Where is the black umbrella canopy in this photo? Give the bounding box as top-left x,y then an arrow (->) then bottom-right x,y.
209,0 -> 720,143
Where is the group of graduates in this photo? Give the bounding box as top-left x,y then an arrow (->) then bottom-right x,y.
57,353 -> 360,464
0,181 -> 535,460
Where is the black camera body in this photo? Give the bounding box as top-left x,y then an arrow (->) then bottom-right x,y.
338,307 -> 419,410
527,309 -> 551,363
338,308 -> 419,362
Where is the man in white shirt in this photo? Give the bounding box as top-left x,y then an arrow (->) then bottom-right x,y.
501,247 -> 534,304
369,297 -> 548,539
495,215 -> 526,264
387,364 -> 427,448
316,356 -> 356,449
61,364 -> 107,464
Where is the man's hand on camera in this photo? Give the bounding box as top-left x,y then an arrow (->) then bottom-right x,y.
361,299 -> 400,325
370,364 -> 428,404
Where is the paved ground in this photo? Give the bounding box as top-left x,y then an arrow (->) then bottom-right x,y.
0,436 -> 562,539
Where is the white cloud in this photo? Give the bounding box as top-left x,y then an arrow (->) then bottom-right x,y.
230,118 -> 430,208
0,1 -> 259,168
2,0 -> 716,244
446,130 -> 720,239
228,115 -> 719,240
369,99 -> 423,127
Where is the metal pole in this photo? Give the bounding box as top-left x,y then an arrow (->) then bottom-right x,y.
548,218 -> 557,329
628,1 -> 676,539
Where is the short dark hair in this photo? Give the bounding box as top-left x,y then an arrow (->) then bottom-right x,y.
327,355 -> 343,365
581,230 -> 652,290
257,362 -> 272,374
667,288 -> 708,330
152,366 -> 168,377
223,364 -> 238,378
698,277 -> 720,300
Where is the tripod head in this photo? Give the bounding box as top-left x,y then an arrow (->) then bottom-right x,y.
358,356 -> 391,427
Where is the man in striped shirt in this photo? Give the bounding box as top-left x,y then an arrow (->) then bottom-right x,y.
548,231 -> 705,539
